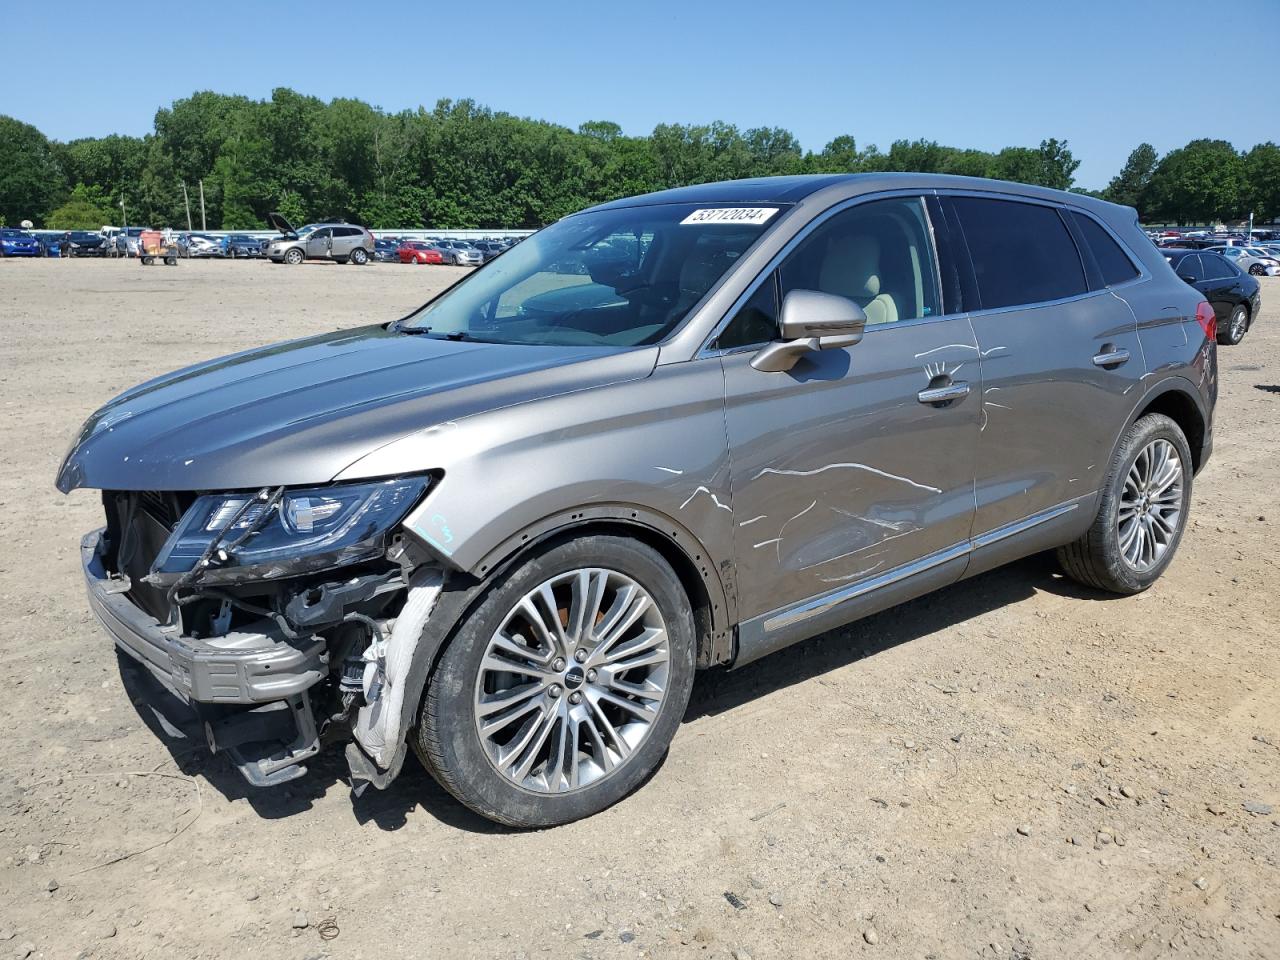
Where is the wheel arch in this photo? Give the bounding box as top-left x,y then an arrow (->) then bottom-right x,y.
1131,379 -> 1208,473
467,505 -> 734,669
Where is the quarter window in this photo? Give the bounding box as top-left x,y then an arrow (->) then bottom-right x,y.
950,197 -> 1088,309
1201,254 -> 1234,281
777,197 -> 940,325
1069,211 -> 1140,287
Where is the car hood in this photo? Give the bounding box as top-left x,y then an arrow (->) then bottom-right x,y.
265,211 -> 298,237
56,325 -> 658,493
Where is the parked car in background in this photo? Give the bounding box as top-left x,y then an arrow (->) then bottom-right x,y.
470,240 -> 506,263
58,174 -> 1216,827
1207,245 -> 1280,277
434,239 -> 483,266
186,234 -> 228,258
37,234 -> 62,257
63,231 -> 107,257
104,227 -> 146,257
372,238 -> 401,263
0,229 -> 42,257
264,213 -> 375,265
397,240 -> 445,265
227,235 -> 264,258
1162,247 -> 1261,345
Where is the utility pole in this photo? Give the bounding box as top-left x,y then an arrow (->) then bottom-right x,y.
1248,209 -> 1254,241
199,179 -> 207,231
120,197 -> 127,231
182,183 -> 193,231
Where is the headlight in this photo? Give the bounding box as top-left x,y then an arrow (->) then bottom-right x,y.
149,477 -> 430,582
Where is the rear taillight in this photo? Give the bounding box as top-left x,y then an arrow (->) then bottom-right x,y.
1194,301 -> 1216,341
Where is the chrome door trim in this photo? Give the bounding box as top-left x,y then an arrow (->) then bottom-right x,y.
971,498 -> 1083,550
754,497 -> 1087,638
761,540 -> 971,635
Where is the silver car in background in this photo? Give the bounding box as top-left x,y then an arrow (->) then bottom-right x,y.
264,213 -> 375,265
1208,245 -> 1280,277
58,174 -> 1215,828
434,239 -> 484,266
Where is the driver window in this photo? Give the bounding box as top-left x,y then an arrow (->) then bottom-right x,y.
779,197 -> 940,325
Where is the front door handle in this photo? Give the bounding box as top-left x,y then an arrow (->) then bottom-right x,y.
917,381 -> 970,405
1092,348 -> 1131,368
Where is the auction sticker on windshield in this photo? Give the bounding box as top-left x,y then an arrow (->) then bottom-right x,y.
680,207 -> 779,226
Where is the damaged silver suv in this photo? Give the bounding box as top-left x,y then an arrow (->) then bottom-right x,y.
58,174 -> 1216,827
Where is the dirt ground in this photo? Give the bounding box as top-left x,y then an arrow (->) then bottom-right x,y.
0,258 -> 1276,960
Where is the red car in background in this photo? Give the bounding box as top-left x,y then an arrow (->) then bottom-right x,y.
398,241 -> 445,265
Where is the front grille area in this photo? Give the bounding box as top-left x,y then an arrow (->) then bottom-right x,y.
103,491 -> 195,623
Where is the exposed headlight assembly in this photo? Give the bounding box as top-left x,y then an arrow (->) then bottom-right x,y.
149,476 -> 430,584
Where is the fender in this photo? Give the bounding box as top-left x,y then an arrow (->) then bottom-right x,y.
1104,373 -> 1210,481
468,502 -> 735,649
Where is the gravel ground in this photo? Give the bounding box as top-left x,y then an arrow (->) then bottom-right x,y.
0,259 -> 1276,960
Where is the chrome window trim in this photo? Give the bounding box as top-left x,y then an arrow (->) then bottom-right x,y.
698,190 -> 950,359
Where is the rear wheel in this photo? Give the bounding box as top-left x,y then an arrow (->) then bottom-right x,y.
416,535 -> 696,828
283,247 -> 304,265
1249,264 -> 1264,276
1218,304 -> 1249,346
350,247 -> 369,266
1058,413 -> 1191,594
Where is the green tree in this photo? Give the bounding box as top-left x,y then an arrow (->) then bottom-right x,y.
1146,139 -> 1245,224
0,115 -> 65,225
1104,143 -> 1158,210
1242,142 -> 1280,222
46,183 -> 115,229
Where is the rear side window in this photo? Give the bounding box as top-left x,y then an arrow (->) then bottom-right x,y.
1069,212 -> 1140,287
950,197 -> 1087,309
1176,254 -> 1204,281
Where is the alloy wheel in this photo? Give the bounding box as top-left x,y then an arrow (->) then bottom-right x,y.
1117,438 -> 1184,572
473,568 -> 670,794
1230,306 -> 1247,343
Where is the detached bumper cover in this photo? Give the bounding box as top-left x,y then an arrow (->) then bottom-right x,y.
81,529 -> 325,705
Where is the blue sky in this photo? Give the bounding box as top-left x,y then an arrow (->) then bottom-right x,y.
3,1 -> 1275,189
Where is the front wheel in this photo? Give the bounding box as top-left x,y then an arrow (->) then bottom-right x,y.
350,247 -> 369,265
1057,413 -> 1192,594
1219,304 -> 1249,346
415,535 -> 696,828
1249,264 -> 1264,276
283,247 -> 304,265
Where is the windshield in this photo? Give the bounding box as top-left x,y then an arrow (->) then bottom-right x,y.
398,202 -> 782,346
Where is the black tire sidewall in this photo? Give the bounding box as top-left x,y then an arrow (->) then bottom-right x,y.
1092,413 -> 1193,593
420,535 -> 696,827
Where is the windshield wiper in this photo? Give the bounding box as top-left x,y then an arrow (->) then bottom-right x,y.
395,324 -> 470,341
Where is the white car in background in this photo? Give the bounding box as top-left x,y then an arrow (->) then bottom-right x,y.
1207,245 -> 1280,277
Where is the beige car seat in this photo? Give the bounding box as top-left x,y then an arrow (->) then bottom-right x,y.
817,234 -> 899,324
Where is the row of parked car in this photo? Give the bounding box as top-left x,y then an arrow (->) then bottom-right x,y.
1150,230 -> 1280,277
0,214 -> 526,265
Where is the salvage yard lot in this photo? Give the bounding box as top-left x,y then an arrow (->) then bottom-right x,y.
1,260 -> 1277,959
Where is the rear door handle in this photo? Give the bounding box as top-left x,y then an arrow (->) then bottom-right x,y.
917,381 -> 970,405
1092,348 -> 1130,368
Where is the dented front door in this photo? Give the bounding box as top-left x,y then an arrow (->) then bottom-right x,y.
722,320 -> 981,623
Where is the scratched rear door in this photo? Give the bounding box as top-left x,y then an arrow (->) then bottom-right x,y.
720,194 -> 981,624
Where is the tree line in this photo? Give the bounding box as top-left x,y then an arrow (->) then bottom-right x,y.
0,89 -> 1276,231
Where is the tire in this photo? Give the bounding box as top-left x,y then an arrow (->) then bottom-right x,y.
415,534 -> 697,828
350,247 -> 369,265
1057,413 -> 1192,595
283,247 -> 304,265
1248,264 -> 1264,276
1218,304 -> 1249,346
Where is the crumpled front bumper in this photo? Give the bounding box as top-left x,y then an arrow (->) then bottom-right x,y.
81,529 -> 325,705
81,529 -> 327,785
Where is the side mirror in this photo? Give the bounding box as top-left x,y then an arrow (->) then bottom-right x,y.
1178,274 -> 1197,284
751,289 -> 867,373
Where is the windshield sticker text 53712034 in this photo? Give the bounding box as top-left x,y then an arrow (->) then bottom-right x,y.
680,208 -> 779,226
